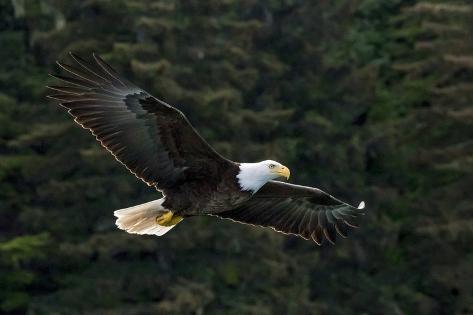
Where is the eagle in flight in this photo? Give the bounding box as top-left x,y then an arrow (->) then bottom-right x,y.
47,53 -> 366,245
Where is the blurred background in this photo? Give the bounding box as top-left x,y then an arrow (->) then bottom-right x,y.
1,0 -> 472,314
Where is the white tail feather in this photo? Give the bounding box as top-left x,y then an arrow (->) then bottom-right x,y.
114,198 -> 179,236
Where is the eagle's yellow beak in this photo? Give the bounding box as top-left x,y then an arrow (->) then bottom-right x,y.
272,165 -> 290,180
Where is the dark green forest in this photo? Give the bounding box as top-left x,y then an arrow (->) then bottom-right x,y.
1,0 -> 472,314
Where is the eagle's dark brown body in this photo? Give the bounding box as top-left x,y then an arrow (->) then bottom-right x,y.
162,162 -> 252,216
47,53 -> 367,245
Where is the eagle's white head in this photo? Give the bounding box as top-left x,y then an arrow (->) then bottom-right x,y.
237,160 -> 290,193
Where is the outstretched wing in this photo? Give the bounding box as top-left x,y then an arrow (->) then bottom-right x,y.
47,53 -> 230,189
215,181 -> 366,245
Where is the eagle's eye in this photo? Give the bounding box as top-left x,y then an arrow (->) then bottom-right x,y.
269,164 -> 276,169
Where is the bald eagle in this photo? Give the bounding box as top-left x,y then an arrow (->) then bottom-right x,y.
47,53 -> 365,245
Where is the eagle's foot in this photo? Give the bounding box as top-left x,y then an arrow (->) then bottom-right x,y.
156,211 -> 183,226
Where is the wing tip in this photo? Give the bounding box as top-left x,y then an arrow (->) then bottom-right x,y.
358,201 -> 365,209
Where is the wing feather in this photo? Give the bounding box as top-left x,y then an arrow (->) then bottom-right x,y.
215,181 -> 366,245
48,53 -> 230,189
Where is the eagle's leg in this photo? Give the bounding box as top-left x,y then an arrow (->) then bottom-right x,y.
156,211 -> 183,226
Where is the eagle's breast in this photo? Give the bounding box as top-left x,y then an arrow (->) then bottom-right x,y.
164,162 -> 251,216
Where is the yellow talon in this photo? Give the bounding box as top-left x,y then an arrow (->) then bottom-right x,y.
156,211 -> 183,226
169,215 -> 183,225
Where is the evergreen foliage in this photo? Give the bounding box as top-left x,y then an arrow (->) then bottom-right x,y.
1,0 -> 471,314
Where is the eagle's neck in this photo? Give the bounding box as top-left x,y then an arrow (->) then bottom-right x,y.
236,163 -> 272,193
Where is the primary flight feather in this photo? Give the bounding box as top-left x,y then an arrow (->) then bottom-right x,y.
47,53 -> 366,245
